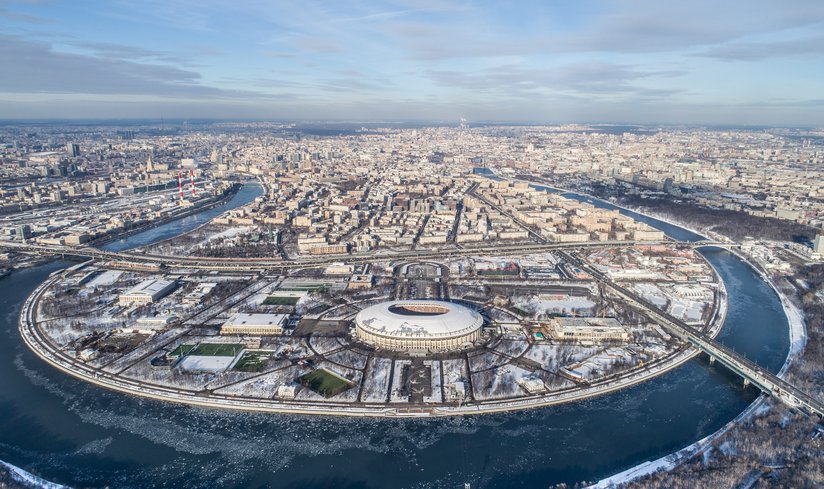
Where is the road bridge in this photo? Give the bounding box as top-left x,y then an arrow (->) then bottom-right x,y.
558,250 -> 823,418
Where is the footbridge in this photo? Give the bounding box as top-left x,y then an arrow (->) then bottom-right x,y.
559,250 -> 824,418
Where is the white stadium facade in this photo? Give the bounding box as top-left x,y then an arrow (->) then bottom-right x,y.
354,300 -> 483,351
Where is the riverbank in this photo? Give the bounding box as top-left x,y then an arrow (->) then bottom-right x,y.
547,197 -> 808,488
90,183 -> 242,248
516,175 -> 809,488
0,459 -> 69,489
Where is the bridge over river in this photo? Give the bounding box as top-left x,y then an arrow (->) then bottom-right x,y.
559,249 -> 823,418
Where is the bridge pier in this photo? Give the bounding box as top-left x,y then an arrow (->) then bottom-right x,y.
743,378 -> 750,387
709,355 -> 716,365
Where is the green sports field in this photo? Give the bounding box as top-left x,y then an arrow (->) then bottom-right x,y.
169,344 -> 195,358
299,368 -> 353,398
262,296 -> 300,306
279,285 -> 328,292
189,343 -> 244,357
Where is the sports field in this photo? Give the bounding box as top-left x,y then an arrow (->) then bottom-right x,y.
279,285 -> 328,292
299,368 -> 352,398
169,344 -> 194,358
189,343 -> 244,357
233,351 -> 273,372
262,296 -> 300,306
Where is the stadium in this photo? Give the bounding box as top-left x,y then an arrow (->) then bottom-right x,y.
354,300 -> 483,351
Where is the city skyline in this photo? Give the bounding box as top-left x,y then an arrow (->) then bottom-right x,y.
1,1 -> 824,124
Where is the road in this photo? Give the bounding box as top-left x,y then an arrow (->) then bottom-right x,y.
558,249 -> 824,418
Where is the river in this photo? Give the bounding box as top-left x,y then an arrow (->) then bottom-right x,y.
0,183 -> 790,488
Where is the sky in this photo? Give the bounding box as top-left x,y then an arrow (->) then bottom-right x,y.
1,0 -> 823,124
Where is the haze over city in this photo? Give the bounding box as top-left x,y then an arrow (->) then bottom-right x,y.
2,0 -> 824,123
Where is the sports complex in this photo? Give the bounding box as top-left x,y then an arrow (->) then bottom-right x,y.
354,300 -> 484,351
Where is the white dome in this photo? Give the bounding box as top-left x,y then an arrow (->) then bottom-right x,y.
355,300 -> 483,350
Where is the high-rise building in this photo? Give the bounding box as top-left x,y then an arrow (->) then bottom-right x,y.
67,143 -> 80,157
814,234 -> 824,254
15,224 -> 31,241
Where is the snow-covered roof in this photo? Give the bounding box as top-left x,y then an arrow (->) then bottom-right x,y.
355,300 -> 483,339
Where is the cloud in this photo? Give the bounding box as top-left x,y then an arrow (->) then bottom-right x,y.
426,63 -> 685,100
380,1 -> 824,60
0,35 -> 266,99
696,35 -> 824,61
0,5 -> 50,24
70,41 -> 190,64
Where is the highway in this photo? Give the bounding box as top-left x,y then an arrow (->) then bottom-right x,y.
0,238 -> 713,271
558,249 -> 824,418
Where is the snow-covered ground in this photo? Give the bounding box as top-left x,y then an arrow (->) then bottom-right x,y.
523,344 -> 601,371
561,347 -> 634,381
0,459 -> 69,489
471,364 -> 534,400
423,360 -> 442,403
194,225 -> 253,248
361,357 -> 392,402
215,365 -> 307,398
442,358 -> 468,384
490,339 -> 530,358
86,270 -> 123,288
468,350 -> 510,372
326,348 -> 368,370
389,360 -> 411,403
512,295 -> 596,316
308,336 -> 343,355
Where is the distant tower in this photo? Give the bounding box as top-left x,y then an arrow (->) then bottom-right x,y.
459,117 -> 469,130
177,171 -> 184,201
146,153 -> 154,172
189,169 -> 196,197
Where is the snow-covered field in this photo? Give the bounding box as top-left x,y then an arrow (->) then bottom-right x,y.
442,358 -> 468,384
361,357 -> 392,402
326,348 -> 368,370
468,350 -> 510,372
214,365 -> 307,398
309,336 -> 343,355
489,339 -> 530,358
523,344 -> 601,371
472,364 -> 534,400
86,270 -> 123,288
